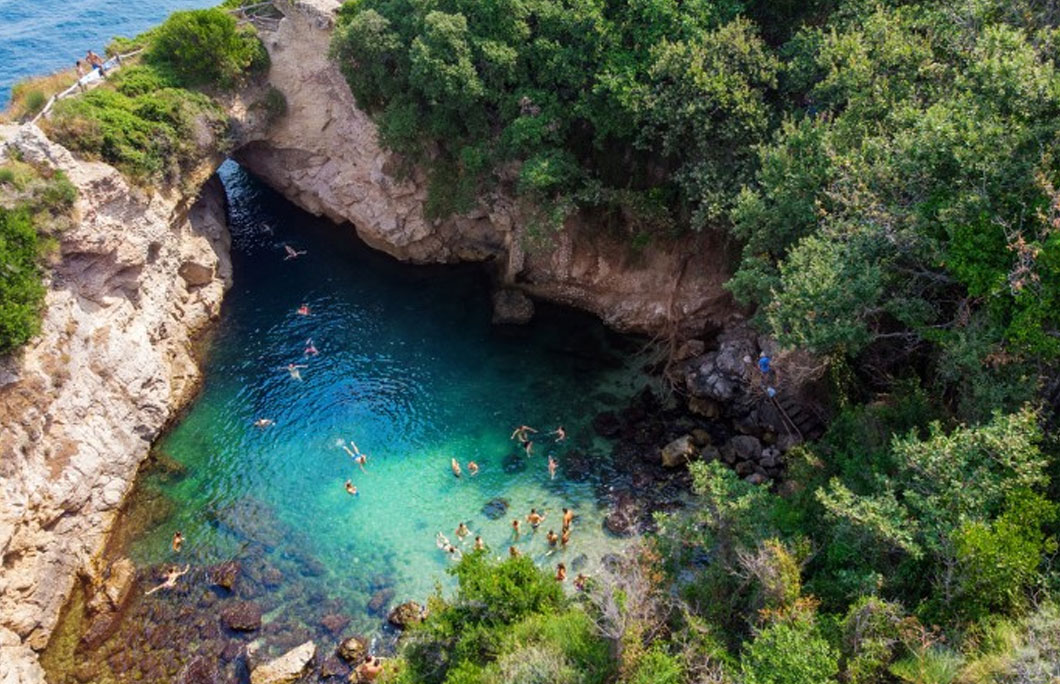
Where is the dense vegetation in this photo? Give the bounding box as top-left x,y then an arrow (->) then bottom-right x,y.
42,8 -> 266,186
334,0 -> 1060,682
0,160 -> 76,353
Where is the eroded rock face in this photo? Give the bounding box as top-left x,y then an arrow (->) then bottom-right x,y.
234,0 -> 737,336
0,125 -> 231,681
250,640 -> 316,684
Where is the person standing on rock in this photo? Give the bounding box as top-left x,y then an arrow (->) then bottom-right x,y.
171,531 -> 184,553
144,564 -> 189,596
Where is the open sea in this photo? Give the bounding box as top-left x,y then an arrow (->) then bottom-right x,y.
0,0 -> 213,105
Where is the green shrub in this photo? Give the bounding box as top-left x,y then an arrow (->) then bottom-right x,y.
0,207 -> 46,354
621,645 -> 684,684
741,618 -> 840,684
889,648 -> 963,684
146,8 -> 267,89
22,90 -> 48,117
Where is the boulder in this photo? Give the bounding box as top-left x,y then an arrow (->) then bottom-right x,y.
178,261 -> 214,287
491,288 -> 534,325
759,447 -> 781,469
729,435 -> 762,462
745,473 -> 769,486
221,601 -> 262,632
660,435 -> 696,468
320,655 -> 349,679
592,411 -> 622,438
208,561 -> 240,592
366,587 -> 395,617
86,557 -> 137,616
690,428 -> 712,447
388,601 -> 425,629
321,613 -> 350,635
674,339 -> 706,361
700,446 -> 721,463
734,461 -> 755,477
337,635 -> 367,663
481,498 -> 509,520
250,641 -> 316,684
687,396 -> 720,419
604,493 -> 639,536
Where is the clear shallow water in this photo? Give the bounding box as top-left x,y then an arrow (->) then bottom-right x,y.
0,0 -> 213,105
81,161 -> 650,669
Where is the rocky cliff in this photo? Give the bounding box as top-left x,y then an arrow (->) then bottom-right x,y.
236,0 -> 737,336
0,126 -> 231,683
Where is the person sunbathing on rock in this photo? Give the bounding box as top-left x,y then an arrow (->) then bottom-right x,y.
144,565 -> 190,596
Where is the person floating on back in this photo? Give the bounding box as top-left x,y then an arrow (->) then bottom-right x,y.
283,244 -> 306,260
285,363 -> 306,380
145,565 -> 189,596
451,458 -> 462,478
342,441 -> 368,471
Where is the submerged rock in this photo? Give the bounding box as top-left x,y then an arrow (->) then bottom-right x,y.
367,588 -> 396,617
388,601 -> 425,629
208,560 -> 241,592
481,498 -> 510,520
221,601 -> 263,632
321,613 -> 350,635
492,288 -> 535,325
250,640 -> 316,684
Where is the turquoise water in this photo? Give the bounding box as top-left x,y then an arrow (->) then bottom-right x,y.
119,162 -> 647,650
0,0 -> 213,105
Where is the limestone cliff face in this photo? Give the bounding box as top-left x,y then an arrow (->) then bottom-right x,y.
236,0 -> 737,335
0,126 -> 231,683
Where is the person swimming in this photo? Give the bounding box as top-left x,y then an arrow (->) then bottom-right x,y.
283,244 -> 307,260
467,461 -> 479,476
511,519 -> 521,538
552,426 -> 567,442
304,338 -> 318,356
562,507 -> 575,531
555,563 -> 567,582
455,522 -> 470,539
436,532 -> 461,558
253,418 -> 274,429
356,654 -> 384,681
574,573 -> 588,591
345,480 -> 358,496
548,456 -> 558,480
474,536 -> 485,551
343,441 -> 368,471
510,425 -> 537,443
285,363 -> 306,380
526,509 -> 545,529
561,528 -> 571,547
144,565 -> 190,596
172,531 -> 184,553
522,439 -> 534,457
296,303 -> 310,316
451,458 -> 462,478
546,530 -> 558,547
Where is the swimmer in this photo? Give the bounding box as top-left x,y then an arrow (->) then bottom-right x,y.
253,418 -> 274,429
345,480 -> 358,496
562,507 -> 574,531
144,564 -> 190,596
522,439 -> 534,457
285,363 -> 307,380
574,573 -> 589,591
455,522 -> 470,540
283,244 -> 307,260
436,532 -> 452,550
296,303 -> 310,316
555,563 -> 567,582
356,654 -> 384,681
548,456 -> 558,480
474,536 -> 485,551
171,531 -> 184,553
342,441 -> 368,471
451,458 -> 462,478
511,519 -> 521,538
561,528 -> 571,547
509,546 -> 521,558
467,461 -> 479,476
304,338 -> 318,356
510,425 -> 537,443
526,508 -> 545,529
552,426 -> 567,442
546,530 -> 558,547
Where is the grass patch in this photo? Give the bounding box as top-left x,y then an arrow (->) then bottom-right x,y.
3,69 -> 80,123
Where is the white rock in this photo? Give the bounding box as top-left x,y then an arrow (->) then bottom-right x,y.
250,641 -> 316,684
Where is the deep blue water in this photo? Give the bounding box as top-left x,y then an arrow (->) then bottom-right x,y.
0,0 -> 214,105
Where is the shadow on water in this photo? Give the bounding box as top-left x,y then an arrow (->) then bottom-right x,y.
42,160 -> 659,682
